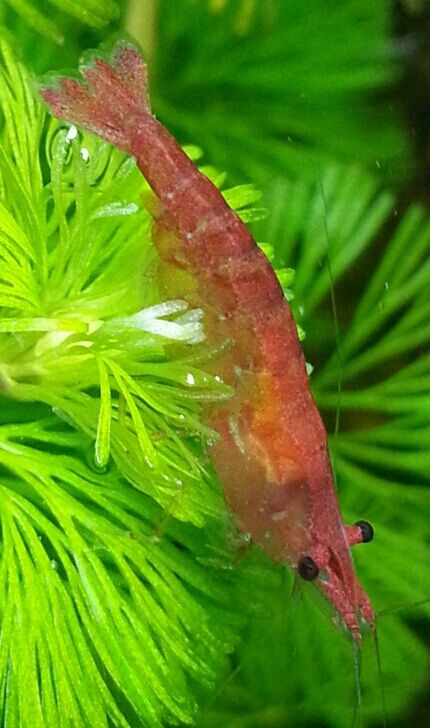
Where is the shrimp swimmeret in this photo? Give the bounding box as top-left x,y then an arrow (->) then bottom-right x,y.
40,40 -> 375,642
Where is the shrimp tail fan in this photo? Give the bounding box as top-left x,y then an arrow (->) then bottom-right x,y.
38,40 -> 151,152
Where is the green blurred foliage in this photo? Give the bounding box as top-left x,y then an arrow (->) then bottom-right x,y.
152,0 -> 409,186
0,1 -> 429,728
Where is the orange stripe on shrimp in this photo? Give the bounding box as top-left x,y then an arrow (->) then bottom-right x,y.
39,40 -> 374,642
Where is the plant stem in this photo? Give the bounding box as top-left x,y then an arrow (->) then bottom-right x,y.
124,0 -> 158,67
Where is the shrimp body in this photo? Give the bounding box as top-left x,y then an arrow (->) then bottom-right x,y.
41,41 -> 374,641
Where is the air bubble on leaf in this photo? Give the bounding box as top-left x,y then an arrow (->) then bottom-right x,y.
92,202 -> 139,219
66,125 -> 78,142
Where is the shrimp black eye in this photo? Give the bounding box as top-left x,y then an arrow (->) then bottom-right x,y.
297,555 -> 319,581
355,520 -> 374,544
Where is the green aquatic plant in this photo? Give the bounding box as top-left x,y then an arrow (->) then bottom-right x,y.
0,41 -> 256,727
0,0 -> 118,44
151,0 -> 409,185
0,36 -> 429,728
1,1 -> 410,186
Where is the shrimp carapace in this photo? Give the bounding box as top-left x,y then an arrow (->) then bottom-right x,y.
39,40 -> 375,642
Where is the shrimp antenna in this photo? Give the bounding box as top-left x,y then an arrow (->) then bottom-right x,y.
376,596 -> 430,618
316,169 -> 343,447
350,639 -> 363,728
290,572 -> 303,605
372,622 -> 387,728
317,169 -> 367,726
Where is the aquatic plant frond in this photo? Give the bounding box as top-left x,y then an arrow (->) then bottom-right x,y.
0,43 -> 272,727
1,0 -> 119,44
151,0 -> 408,186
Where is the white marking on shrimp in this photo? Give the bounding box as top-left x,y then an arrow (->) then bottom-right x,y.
272,510 -> 289,522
